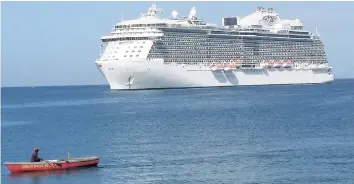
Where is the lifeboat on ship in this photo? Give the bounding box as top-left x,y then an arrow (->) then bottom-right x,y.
273,61 -> 283,68
283,60 -> 292,68
228,64 -> 238,70
210,64 -> 224,71
309,63 -> 324,70
265,61 -> 274,68
4,156 -> 100,173
224,62 -> 237,71
231,60 -> 242,70
223,66 -> 231,71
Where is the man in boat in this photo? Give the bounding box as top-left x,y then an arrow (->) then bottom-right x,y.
31,147 -> 43,162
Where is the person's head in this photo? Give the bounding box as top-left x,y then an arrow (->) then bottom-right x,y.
34,147 -> 39,153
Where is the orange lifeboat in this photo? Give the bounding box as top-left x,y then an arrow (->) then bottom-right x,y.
4,156 -> 100,173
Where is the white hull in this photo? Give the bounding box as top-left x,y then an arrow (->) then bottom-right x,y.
97,60 -> 334,90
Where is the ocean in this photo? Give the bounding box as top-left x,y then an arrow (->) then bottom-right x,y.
1,79 -> 354,184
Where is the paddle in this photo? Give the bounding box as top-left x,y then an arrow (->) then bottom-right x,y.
43,153 -> 71,167
44,160 -> 62,167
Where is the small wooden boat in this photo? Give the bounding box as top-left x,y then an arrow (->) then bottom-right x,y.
4,156 -> 99,173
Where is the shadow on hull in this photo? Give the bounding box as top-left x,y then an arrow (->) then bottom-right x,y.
110,79 -> 335,91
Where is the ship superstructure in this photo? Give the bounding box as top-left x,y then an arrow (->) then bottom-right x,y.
96,4 -> 334,89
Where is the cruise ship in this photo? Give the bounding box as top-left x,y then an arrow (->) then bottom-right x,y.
95,4 -> 334,90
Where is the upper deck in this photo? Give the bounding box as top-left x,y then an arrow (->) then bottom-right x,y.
106,4 -> 314,39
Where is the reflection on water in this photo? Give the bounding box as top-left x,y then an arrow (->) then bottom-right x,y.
1,121 -> 33,128
7,167 -> 100,184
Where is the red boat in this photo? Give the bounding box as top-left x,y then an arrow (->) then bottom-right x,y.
4,156 -> 100,173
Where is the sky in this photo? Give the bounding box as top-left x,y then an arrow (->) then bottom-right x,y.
1,1 -> 354,87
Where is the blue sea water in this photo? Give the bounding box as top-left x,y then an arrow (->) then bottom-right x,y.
1,79 -> 354,184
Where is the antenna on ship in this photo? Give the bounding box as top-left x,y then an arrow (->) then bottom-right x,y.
121,12 -> 124,22
188,6 -> 197,19
146,4 -> 162,17
315,24 -> 321,37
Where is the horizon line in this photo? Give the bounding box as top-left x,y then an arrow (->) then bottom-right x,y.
1,83 -> 109,89
1,78 -> 354,89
